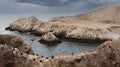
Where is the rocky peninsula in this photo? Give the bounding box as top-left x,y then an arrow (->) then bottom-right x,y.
1,5 -> 120,67
6,6 -> 120,44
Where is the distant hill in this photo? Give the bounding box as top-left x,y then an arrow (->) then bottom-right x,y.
49,6 -> 120,23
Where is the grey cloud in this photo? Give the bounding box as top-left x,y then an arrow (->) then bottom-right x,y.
15,0 -> 82,6
0,0 -> 120,21
13,0 -> 120,7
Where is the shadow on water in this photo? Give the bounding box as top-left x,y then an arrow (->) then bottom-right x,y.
0,21 -> 99,58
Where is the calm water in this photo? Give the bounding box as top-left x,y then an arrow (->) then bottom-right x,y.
0,19 -> 99,57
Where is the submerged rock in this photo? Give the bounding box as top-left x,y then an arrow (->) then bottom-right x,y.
39,32 -> 61,45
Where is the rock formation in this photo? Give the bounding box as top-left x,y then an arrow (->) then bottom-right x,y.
3,5 -> 120,67
6,6 -> 120,44
0,45 -> 40,67
6,16 -> 41,32
0,34 -> 33,54
39,32 -> 61,45
0,34 -> 42,67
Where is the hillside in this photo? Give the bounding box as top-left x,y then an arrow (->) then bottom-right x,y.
49,6 -> 120,24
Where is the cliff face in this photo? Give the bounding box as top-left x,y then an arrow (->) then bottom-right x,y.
6,16 -> 41,32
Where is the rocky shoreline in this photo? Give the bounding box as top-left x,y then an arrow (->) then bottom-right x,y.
0,34 -> 40,67
0,34 -> 120,67
1,5 -> 120,67
5,17 -> 118,44
6,6 -> 120,44
0,34 -> 33,54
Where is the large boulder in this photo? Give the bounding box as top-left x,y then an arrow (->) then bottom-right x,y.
0,34 -> 33,54
39,32 -> 61,45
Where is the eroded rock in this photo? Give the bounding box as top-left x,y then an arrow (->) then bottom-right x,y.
6,16 -> 41,32
39,32 -> 61,45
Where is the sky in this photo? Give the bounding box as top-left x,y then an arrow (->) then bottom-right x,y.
0,0 -> 120,21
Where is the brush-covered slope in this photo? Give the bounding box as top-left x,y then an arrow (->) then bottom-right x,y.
50,6 -> 120,23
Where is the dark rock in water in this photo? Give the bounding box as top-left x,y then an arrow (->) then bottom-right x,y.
71,53 -> 74,55
5,26 -> 11,30
46,57 -> 48,59
41,56 -> 44,58
39,32 -> 61,45
51,56 -> 54,59
36,54 -> 38,56
31,39 -> 35,41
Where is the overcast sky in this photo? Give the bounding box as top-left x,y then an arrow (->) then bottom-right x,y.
0,0 -> 120,20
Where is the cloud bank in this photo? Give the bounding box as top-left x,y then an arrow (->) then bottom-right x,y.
14,0 -> 120,6
0,0 -> 120,20
15,0 -> 82,6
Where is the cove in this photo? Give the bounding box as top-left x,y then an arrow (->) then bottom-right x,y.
0,29 -> 98,58
0,21 -> 98,58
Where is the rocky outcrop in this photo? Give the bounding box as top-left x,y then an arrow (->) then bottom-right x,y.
0,45 -> 40,67
6,16 -> 41,32
3,5 -> 120,67
6,6 -> 120,44
39,32 -> 61,45
0,34 -> 33,54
